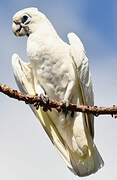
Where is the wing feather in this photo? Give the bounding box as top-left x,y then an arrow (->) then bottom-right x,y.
68,32 -> 94,138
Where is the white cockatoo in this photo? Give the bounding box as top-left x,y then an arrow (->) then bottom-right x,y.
12,7 -> 104,177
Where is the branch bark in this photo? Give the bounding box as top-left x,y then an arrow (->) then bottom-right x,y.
0,83 -> 117,117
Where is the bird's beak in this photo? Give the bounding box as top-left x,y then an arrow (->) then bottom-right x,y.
12,22 -> 22,36
12,21 -> 29,37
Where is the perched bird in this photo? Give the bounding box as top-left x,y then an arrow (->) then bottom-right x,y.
12,7 -> 104,177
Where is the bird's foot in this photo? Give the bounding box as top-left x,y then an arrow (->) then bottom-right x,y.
71,111 -> 75,118
114,114 -> 117,118
61,100 -> 75,118
61,100 -> 69,117
33,94 -> 40,109
40,94 -> 51,112
34,94 -> 51,111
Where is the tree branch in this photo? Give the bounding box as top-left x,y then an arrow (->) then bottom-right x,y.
0,83 -> 117,117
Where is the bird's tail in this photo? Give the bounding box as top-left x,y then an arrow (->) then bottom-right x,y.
68,143 -> 104,176
32,107 -> 104,177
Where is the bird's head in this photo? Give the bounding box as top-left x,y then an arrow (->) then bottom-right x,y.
12,7 -> 46,37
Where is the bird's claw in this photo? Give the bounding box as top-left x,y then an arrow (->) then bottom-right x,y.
34,94 -> 51,111
61,100 -> 75,118
33,94 -> 40,109
71,111 -> 74,117
40,94 -> 51,112
62,100 -> 70,117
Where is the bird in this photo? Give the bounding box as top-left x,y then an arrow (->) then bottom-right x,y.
12,7 -> 104,177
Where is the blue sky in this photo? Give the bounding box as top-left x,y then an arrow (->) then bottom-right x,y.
0,0 -> 117,180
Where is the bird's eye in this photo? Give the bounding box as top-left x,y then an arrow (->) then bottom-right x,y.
21,15 -> 29,24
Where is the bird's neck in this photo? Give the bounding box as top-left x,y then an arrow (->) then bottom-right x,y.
31,19 -> 59,40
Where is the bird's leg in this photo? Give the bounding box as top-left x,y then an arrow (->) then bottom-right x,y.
62,80 -> 75,117
39,93 -> 51,111
34,84 -> 51,111
59,80 -> 75,126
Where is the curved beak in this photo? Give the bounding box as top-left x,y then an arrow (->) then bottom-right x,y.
12,22 -> 22,36
12,21 -> 29,37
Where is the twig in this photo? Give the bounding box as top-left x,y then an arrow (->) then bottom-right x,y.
0,83 -> 117,117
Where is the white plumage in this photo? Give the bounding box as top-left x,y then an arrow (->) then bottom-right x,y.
12,7 -> 104,176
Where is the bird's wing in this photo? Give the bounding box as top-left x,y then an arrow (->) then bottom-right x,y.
68,32 -> 94,138
12,53 -> 76,171
12,54 -> 35,95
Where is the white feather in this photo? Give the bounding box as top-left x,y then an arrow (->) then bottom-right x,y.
12,8 -> 104,177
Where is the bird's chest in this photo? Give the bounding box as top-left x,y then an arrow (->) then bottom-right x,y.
34,52 -> 63,83
27,41 -> 70,98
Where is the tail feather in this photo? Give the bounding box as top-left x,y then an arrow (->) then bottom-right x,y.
69,144 -> 104,176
